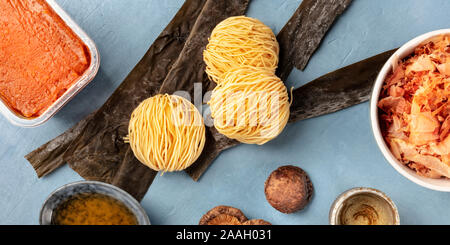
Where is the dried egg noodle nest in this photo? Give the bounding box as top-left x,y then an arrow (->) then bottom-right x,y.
209,67 -> 290,145
203,16 -> 279,84
126,94 -> 205,172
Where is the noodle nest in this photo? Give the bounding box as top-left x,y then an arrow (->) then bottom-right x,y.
209,67 -> 290,145
203,16 -> 279,84
126,94 -> 205,172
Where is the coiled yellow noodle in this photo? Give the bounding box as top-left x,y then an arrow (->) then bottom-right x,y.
209,67 -> 290,145
203,16 -> 279,84
126,94 -> 205,172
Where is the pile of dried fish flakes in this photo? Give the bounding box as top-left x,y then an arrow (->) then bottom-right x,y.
378,35 -> 450,179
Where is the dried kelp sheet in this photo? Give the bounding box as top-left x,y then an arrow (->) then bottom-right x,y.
27,0 -> 388,199
289,49 -> 397,122
277,0 -> 353,81
25,0 -> 249,186
26,112 -> 95,178
186,49 -> 396,180
26,0 -> 208,200
156,0 -> 250,181
159,0 -> 250,96
27,0 -> 250,201
186,0 -> 354,180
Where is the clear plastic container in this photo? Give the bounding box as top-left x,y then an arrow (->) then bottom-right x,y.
0,0 -> 100,127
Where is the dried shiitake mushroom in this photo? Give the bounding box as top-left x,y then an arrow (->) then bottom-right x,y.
264,165 -> 313,214
207,214 -> 242,225
242,219 -> 272,225
199,205 -> 248,225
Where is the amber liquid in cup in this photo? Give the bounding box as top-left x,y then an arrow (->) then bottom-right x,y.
338,193 -> 395,225
51,193 -> 138,225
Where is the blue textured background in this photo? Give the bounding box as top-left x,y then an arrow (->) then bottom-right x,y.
1,0 -> 449,225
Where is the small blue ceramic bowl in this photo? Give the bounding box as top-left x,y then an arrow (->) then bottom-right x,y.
39,181 -> 150,225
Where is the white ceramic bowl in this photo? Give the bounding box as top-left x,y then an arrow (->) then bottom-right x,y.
370,29 -> 450,192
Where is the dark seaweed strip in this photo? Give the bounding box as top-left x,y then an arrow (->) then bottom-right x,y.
26,0 -> 207,201
277,0 -> 353,81
155,0 -> 250,181
185,49 -> 396,181
288,49 -> 397,122
24,0 -> 250,198
185,0 -> 353,181
25,112 -> 94,178
186,127 -> 239,181
63,0 -> 208,201
159,0 -> 250,96
26,0 -> 390,196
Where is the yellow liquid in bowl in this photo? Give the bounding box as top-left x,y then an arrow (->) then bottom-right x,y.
52,193 -> 138,225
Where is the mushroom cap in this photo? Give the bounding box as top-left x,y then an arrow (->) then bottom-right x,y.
199,205 -> 248,225
242,219 -> 272,225
207,214 -> 242,225
264,165 -> 313,213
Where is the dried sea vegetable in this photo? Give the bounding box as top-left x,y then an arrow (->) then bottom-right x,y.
157,0 -> 250,182
26,0 -> 208,200
289,49 -> 397,122
277,0 -> 353,81
64,0 -> 251,200
25,0 -> 250,200
185,127 -> 238,181
186,50 -> 396,181
186,0 -> 354,180
26,0 -> 390,199
25,112 -> 94,178
159,0 -> 250,96
155,0 -> 251,182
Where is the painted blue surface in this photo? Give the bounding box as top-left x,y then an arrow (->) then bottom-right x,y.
0,0 -> 449,225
